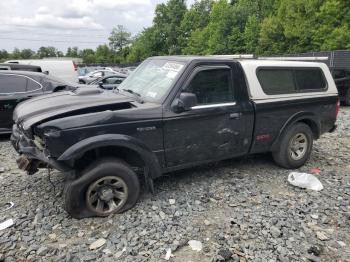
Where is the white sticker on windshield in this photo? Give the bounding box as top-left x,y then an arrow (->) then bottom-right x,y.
146,91 -> 157,98
163,62 -> 184,72
166,71 -> 178,79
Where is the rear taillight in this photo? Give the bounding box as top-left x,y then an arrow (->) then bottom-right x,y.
336,100 -> 340,118
73,62 -> 77,71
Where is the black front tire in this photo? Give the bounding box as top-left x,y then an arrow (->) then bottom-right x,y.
64,158 -> 140,219
272,123 -> 313,169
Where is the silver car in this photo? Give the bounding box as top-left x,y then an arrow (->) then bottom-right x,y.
78,69 -> 125,84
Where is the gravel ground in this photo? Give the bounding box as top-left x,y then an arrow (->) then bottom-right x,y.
0,108 -> 349,262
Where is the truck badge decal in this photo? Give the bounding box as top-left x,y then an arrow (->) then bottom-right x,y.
256,134 -> 271,141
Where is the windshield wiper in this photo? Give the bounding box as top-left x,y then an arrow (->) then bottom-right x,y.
121,89 -> 144,103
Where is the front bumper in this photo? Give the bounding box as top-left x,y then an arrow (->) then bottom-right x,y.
11,124 -> 71,174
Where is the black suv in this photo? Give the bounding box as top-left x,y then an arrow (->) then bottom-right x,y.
0,71 -> 77,133
0,63 -> 42,72
11,56 -> 338,218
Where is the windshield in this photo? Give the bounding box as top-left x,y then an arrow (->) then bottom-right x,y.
117,59 -> 185,103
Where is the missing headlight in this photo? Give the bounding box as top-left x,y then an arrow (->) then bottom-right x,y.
33,136 -> 45,150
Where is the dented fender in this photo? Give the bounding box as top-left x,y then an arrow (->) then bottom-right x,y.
57,134 -> 162,179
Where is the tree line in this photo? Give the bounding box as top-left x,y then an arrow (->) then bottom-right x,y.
1,0 -> 349,64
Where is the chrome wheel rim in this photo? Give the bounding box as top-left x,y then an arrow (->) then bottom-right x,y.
86,176 -> 128,215
289,133 -> 308,161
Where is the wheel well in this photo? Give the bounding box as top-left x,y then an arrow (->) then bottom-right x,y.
73,146 -> 145,173
272,118 -> 320,152
297,119 -> 320,139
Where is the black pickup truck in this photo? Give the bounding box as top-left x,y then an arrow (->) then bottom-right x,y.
11,56 -> 339,218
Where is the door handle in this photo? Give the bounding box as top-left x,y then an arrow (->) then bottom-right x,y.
229,113 -> 241,119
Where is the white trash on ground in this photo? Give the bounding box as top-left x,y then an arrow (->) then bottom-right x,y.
0,219 -> 14,230
165,248 -> 173,260
188,240 -> 203,251
288,172 -> 323,191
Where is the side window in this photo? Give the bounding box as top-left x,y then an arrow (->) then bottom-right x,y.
0,75 -> 27,94
184,68 -> 233,105
92,72 -> 103,77
105,77 -> 124,84
257,69 -> 296,95
295,69 -> 326,90
26,78 -> 42,92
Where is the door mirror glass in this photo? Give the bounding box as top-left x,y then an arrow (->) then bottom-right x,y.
171,92 -> 197,113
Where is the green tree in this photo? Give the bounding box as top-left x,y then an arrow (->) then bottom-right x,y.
20,49 -> 35,59
95,45 -> 112,64
79,49 -> 96,64
206,0 -> 235,54
183,27 -> 210,55
180,0 -> 214,52
258,16 -> 287,55
0,49 -> 9,61
12,48 -> 22,59
66,47 -> 79,57
313,0 -> 350,50
37,46 -> 58,58
109,25 -> 132,53
127,27 -> 163,62
153,0 -> 187,54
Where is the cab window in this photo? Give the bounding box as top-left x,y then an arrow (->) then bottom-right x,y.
184,68 -> 234,105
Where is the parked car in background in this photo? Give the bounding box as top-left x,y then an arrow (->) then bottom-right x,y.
89,74 -> 127,90
78,69 -> 126,84
115,67 -> 137,75
11,56 -> 338,218
5,59 -> 78,83
0,71 -> 79,134
0,63 -> 42,72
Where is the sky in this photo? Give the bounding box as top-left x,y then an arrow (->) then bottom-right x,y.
0,0 -> 194,53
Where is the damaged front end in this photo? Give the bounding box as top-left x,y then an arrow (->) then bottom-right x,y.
11,123 -> 71,175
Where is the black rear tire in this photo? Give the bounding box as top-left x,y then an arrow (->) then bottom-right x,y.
64,158 -> 140,219
272,123 -> 313,169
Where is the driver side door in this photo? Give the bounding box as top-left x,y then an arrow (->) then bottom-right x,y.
163,64 -> 246,168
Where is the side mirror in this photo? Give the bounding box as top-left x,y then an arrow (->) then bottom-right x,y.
98,81 -> 104,87
171,92 -> 197,113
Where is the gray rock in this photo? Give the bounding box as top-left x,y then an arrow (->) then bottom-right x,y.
89,238 -> 106,250
37,246 -> 49,256
270,226 -> 281,238
217,248 -> 233,261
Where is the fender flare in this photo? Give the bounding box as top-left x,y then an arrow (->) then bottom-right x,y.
271,112 -> 321,152
58,134 -> 162,179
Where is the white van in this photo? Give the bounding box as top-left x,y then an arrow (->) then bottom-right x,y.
5,59 -> 78,83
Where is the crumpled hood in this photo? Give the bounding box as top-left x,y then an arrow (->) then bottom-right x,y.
14,87 -> 135,130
